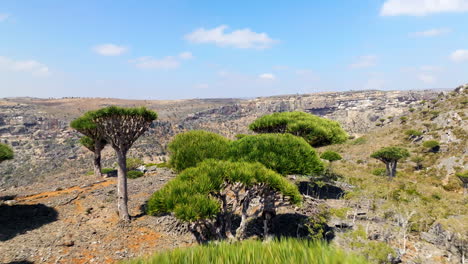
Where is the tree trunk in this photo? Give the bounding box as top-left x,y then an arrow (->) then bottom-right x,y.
116,150 -> 130,222
235,194 -> 251,240
93,149 -> 102,177
221,194 -> 234,240
391,161 -> 397,178
385,162 -> 391,177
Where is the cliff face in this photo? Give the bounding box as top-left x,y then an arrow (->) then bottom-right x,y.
0,89 -> 439,188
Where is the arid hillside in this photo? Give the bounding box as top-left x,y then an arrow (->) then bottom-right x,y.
0,86 -> 466,264
0,89 -> 438,188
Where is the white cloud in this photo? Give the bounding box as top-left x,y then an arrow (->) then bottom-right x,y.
93,44 -> 128,56
350,55 -> 377,69
185,25 -> 276,49
450,49 -> 468,62
410,28 -> 451,37
259,73 -> 276,80
178,51 -> 194,60
130,56 -> 180,69
0,56 -> 50,76
381,0 -> 468,16
0,13 -> 10,22
418,73 -> 436,84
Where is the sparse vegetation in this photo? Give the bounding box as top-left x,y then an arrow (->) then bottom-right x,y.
0,143 -> 14,163
127,170 -> 144,179
422,140 -> 440,152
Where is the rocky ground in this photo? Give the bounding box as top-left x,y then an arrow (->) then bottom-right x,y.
0,169 -> 196,264
0,169 -> 326,264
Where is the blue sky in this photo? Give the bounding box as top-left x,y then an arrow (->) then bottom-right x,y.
1,0 -> 467,99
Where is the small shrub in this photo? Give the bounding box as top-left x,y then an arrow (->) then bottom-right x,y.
405,129 -> 422,137
400,116 -> 408,123
127,170 -> 144,179
372,168 -> 387,176
101,168 -> 115,174
126,158 -> 144,171
423,140 -> 440,152
320,150 -> 342,162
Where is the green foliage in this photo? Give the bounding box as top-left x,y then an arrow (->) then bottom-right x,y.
79,136 -> 107,152
126,158 -> 144,171
372,168 -> 387,176
127,170 -> 144,179
306,207 -> 331,240
404,129 -> 422,137
455,171 -> 468,184
0,143 -> 14,163
422,140 -> 440,152
85,106 -> 158,121
235,134 -> 248,139
400,116 -> 408,123
229,133 -> 324,175
168,130 -> 231,172
249,111 -> 348,147
147,160 -> 301,222
320,150 -> 342,162
101,168 -> 115,174
371,147 -> 410,163
124,238 -> 368,264
329,207 -> 351,219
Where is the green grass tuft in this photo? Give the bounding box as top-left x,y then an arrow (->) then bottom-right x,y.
123,238 -> 368,264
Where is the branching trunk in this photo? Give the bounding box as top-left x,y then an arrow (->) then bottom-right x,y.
116,150 -> 130,222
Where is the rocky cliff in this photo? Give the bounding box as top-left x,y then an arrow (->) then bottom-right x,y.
0,89 -> 438,188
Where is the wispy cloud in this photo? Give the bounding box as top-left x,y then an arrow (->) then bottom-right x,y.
381,0 -> 468,16
450,49 -> 468,62
185,25 -> 276,49
130,51 -> 193,69
93,44 -> 128,56
410,28 -> 451,37
0,13 -> 10,22
0,56 -> 50,76
130,56 -> 179,69
350,55 -> 377,69
178,51 -> 194,60
259,73 -> 276,80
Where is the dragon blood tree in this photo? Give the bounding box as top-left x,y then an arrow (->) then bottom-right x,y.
75,106 -> 157,222
71,116 -> 108,177
147,159 -> 301,242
